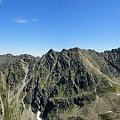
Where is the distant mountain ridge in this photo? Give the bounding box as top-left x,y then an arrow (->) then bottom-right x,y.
0,47 -> 120,120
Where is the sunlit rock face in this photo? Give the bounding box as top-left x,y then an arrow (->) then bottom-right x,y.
0,48 -> 120,120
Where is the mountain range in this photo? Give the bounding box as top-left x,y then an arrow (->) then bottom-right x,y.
0,47 -> 120,120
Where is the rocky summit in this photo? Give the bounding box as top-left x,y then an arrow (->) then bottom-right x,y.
0,48 -> 120,120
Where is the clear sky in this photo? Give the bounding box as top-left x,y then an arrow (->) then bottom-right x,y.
0,0 -> 120,56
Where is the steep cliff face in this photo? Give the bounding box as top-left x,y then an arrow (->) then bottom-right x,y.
0,48 -> 120,120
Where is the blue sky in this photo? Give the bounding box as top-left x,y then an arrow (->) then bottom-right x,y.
0,0 -> 120,56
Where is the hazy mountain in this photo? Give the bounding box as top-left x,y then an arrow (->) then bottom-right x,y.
0,48 -> 120,120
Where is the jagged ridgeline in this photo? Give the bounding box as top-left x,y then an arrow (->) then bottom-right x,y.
0,48 -> 120,120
